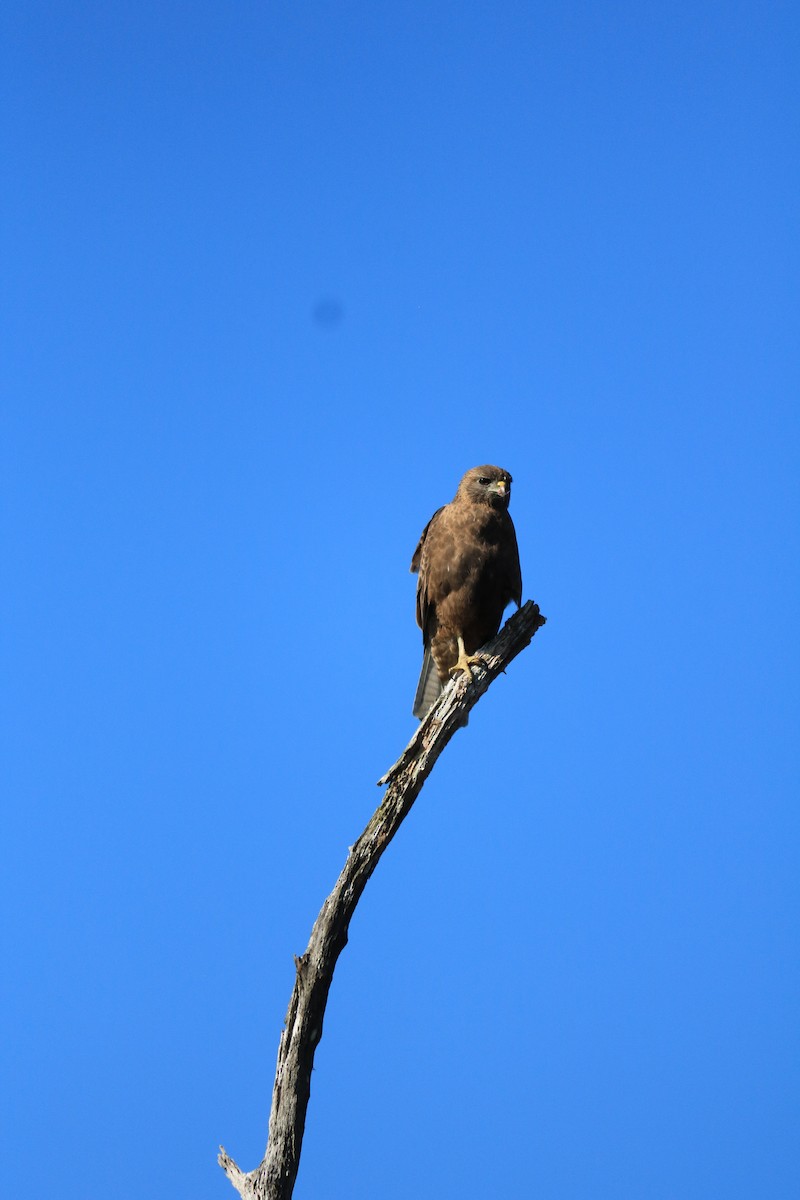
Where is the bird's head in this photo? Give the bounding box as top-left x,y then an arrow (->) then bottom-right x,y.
457,465 -> 513,509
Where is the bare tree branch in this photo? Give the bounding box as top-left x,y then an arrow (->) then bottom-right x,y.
219,600 -> 547,1200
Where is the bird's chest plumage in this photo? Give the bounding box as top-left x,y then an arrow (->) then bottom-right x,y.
425,507 -> 513,632
432,506 -> 504,567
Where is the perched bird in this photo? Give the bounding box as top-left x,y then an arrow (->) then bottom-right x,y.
410,465 -> 522,719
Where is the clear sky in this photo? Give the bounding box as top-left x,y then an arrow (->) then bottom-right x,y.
2,2 -> 798,1197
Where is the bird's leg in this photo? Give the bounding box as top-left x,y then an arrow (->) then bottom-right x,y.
449,635 -> 483,681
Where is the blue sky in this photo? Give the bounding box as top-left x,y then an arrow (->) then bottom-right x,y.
2,2 -> 798,1197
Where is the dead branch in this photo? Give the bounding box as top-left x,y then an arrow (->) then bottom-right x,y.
219,600 -> 547,1200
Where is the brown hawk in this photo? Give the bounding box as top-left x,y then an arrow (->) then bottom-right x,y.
410,465 -> 522,719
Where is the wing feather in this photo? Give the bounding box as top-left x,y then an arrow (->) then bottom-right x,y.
410,505 -> 445,640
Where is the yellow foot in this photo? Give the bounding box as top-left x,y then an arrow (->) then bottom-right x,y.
449,636 -> 483,681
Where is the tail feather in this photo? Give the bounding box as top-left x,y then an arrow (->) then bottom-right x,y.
412,647 -> 443,720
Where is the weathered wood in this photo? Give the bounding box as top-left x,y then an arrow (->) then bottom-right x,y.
219,600 -> 547,1200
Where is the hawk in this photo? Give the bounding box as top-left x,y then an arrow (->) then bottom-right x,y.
411,465 -> 522,719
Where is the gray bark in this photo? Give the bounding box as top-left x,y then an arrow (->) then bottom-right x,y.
219,600 -> 547,1200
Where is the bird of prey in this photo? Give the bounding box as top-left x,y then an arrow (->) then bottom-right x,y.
410,465 -> 522,719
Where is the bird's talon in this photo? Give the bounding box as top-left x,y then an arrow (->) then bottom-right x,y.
449,637 -> 483,681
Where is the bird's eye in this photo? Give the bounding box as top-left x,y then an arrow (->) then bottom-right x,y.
478,476 -> 491,485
